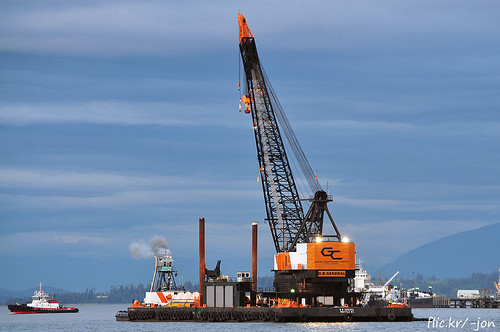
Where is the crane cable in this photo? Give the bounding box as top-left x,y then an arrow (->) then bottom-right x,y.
261,68 -> 322,194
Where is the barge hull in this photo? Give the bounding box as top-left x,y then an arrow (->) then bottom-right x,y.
122,306 -> 413,322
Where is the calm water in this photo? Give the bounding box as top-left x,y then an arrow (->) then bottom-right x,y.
1,305 -> 499,331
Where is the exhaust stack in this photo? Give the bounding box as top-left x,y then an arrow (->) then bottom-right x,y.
252,221 -> 258,292
199,217 -> 205,305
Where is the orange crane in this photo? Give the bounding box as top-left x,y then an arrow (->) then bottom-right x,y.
238,13 -> 356,306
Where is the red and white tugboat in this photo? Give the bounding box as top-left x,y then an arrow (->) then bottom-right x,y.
8,282 -> 78,314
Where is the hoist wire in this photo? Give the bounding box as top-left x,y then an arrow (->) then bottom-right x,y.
261,67 -> 322,194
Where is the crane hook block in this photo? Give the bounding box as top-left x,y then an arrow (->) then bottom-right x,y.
242,94 -> 252,114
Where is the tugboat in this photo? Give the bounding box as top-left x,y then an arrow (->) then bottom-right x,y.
8,282 -> 79,314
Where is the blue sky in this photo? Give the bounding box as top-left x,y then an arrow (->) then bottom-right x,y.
1,1 -> 499,291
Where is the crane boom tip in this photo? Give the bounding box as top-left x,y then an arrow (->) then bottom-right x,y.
238,13 -> 254,44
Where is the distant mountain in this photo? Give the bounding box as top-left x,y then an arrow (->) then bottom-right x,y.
380,223 -> 500,280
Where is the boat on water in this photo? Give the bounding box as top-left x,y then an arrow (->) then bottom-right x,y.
354,261 -> 404,306
402,287 -> 434,308
354,261 -> 435,308
8,283 -> 78,314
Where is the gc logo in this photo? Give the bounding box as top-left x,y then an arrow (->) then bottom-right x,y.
320,247 -> 342,260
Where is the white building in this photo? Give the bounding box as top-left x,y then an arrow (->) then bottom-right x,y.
457,290 -> 480,299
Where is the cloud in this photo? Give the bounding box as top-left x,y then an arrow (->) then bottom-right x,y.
0,230 -> 109,253
300,119 -> 500,139
335,195 -> 499,213
0,188 -> 260,213
0,168 -> 171,190
2,102 -> 498,142
0,1 -> 234,56
0,101 -> 241,127
1,0 -> 499,291
0,168 -> 261,212
1,1 -> 499,57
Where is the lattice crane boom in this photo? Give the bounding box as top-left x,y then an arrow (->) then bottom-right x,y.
238,13 -> 341,253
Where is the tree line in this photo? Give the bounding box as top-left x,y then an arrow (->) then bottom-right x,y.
4,272 -> 498,304
396,271 -> 499,297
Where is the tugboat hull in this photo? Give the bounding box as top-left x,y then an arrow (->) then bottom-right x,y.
8,304 -> 79,314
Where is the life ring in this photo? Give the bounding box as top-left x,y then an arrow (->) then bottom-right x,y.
387,312 -> 396,321
343,313 -> 353,322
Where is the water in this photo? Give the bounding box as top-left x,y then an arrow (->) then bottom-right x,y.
1,305 -> 499,331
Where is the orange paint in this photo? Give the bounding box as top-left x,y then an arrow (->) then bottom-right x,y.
306,242 -> 355,270
238,13 -> 254,44
275,252 -> 291,270
157,292 -> 168,303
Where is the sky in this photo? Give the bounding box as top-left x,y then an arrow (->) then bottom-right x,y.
1,0 -> 499,291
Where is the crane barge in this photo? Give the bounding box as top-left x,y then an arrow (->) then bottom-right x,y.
117,13 -> 415,323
